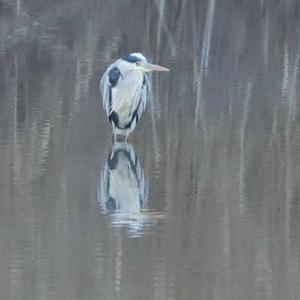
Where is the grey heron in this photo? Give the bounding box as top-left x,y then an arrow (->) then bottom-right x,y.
100,53 -> 169,140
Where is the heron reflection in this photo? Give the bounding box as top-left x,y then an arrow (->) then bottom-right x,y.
98,142 -> 151,235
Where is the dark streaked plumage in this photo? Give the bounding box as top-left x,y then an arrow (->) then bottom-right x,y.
123,55 -> 142,63
108,67 -> 121,87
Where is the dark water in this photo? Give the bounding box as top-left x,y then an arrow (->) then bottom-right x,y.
1,0 -> 300,299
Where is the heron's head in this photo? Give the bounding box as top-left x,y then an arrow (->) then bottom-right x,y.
122,52 -> 169,72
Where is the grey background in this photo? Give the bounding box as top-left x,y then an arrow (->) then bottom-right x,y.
0,0 -> 300,299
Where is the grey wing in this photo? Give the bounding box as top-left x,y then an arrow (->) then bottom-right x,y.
99,59 -> 122,117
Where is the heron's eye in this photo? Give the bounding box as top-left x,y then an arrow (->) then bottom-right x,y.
135,61 -> 141,66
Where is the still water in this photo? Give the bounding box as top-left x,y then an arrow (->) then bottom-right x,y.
1,0 -> 300,299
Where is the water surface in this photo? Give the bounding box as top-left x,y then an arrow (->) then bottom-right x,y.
1,1 -> 300,299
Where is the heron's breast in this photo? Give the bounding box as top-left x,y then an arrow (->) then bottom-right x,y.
112,71 -> 143,122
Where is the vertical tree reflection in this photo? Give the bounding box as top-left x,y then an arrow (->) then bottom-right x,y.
0,0 -> 299,299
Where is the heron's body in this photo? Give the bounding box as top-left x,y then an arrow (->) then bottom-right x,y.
100,53 -> 169,139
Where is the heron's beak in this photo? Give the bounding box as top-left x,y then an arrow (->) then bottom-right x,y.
141,62 -> 169,72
